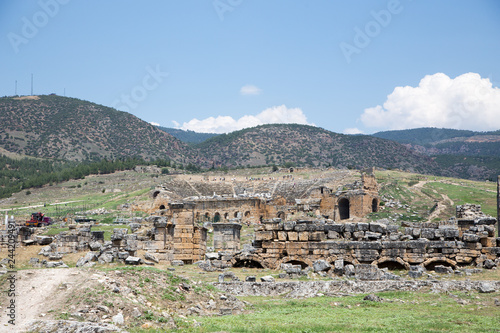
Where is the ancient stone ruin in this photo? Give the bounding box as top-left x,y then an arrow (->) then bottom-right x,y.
151,172 -> 379,224
226,204 -> 499,273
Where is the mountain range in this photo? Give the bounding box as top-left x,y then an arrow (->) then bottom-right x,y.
1,95 -> 499,180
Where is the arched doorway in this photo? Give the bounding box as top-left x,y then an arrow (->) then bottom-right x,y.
372,198 -> 378,213
159,204 -> 165,210
214,212 -> 221,222
338,198 -> 350,220
277,211 -> 285,219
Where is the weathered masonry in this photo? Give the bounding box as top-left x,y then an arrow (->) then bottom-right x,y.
151,173 -> 380,223
233,214 -> 499,270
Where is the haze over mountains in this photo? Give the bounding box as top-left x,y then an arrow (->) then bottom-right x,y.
1,95 -> 499,180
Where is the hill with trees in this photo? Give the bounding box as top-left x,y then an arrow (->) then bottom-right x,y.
0,95 -> 191,162
157,127 -> 218,144
372,127 -> 500,180
194,124 -> 441,174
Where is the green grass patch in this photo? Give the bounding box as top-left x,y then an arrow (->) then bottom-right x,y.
182,291 -> 500,332
425,182 -> 496,216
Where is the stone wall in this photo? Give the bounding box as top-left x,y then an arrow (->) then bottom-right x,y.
213,223 -> 242,252
232,217 -> 500,270
149,171 -> 379,223
169,203 -> 207,263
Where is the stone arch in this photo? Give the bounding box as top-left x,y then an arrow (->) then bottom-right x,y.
152,191 -> 160,199
159,204 -> 166,210
326,255 -> 338,265
204,212 -> 210,222
233,259 -> 264,268
231,254 -> 265,269
338,198 -> 350,220
244,211 -> 251,218
372,198 -> 378,213
342,258 -> 360,266
277,211 -> 285,219
224,212 -> 229,220
423,257 -> 457,270
278,256 -> 313,269
214,212 -> 221,223
234,211 -> 240,218
373,257 -> 409,270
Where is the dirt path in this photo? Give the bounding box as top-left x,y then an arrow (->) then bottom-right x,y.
0,268 -> 89,332
428,193 -> 454,221
411,180 -> 454,222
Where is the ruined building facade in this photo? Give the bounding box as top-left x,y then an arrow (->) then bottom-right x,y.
150,173 -> 379,224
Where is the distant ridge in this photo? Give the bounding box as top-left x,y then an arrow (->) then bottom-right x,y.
192,123 -> 440,174
0,95 -> 190,162
158,126 -> 219,144
1,95 -> 498,180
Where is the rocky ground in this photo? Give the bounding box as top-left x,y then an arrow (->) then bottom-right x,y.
0,266 -> 248,332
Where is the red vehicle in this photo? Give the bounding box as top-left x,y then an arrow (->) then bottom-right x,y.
26,212 -> 52,227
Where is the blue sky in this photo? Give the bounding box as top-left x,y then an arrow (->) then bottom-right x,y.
1,0 -> 500,134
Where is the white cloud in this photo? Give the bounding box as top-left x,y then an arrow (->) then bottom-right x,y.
344,127 -> 363,135
176,105 -> 313,133
240,84 -> 262,95
360,73 -> 500,131
150,121 -> 160,126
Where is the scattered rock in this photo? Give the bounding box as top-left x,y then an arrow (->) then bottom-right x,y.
112,313 -> 124,325
260,275 -> 275,282
144,252 -> 159,263
172,260 -> 184,266
125,256 -> 142,265
478,282 -> 496,293
313,259 -> 331,272
363,294 -> 382,302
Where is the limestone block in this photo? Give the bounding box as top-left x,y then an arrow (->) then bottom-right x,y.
434,229 -> 444,238
365,231 -> 381,240
278,231 -> 288,241
298,232 -> 309,242
329,224 -> 345,233
421,228 -> 435,240
381,248 -> 405,257
370,223 -> 387,234
354,249 -> 379,261
309,232 -> 326,241
306,224 -> 318,232
344,223 -> 355,233
327,230 -> 340,239
294,224 -> 307,232
313,259 -> 331,272
387,225 -> 399,233
463,233 -> 480,242
382,241 -> 406,249
264,222 -> 281,231
284,221 -> 296,231
288,232 -> 298,241
353,231 -> 364,239
354,264 -> 382,280
357,223 -> 369,231
404,253 -> 426,264
255,231 -> 274,241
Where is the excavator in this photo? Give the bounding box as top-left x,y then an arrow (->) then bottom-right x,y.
25,212 -> 52,227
